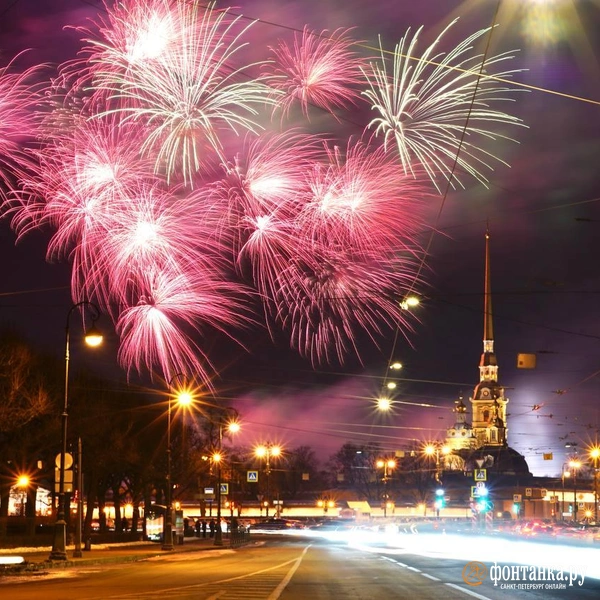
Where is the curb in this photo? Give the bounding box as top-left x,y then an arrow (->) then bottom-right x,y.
1,539 -> 255,576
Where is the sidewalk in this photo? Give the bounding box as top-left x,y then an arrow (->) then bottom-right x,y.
0,536 -> 225,573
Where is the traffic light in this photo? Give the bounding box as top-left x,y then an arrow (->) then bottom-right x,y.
512,502 -> 520,515
434,488 -> 445,510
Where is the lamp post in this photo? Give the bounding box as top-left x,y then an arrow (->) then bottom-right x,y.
214,412 -> 240,546
49,301 -> 102,562
74,437 -> 83,557
255,444 -> 281,518
561,468 -> 570,522
16,475 -> 29,517
590,448 -> 600,523
376,458 -> 396,518
163,376 -> 193,551
423,443 -> 451,483
569,459 -> 581,523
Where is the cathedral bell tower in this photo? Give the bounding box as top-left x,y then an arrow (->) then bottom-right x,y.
470,230 -> 508,447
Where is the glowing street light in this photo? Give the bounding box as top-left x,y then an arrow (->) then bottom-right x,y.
255,444 -> 281,517
377,397 -> 392,411
376,458 -> 396,517
589,447 -> 600,523
163,375 -> 195,551
214,411 -> 241,547
423,443 -> 451,484
568,459 -> 582,523
16,475 -> 30,517
399,295 -> 420,310
17,475 -> 30,488
50,301 -> 103,562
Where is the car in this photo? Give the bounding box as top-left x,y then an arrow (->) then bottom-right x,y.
516,521 -> 555,538
249,518 -> 298,530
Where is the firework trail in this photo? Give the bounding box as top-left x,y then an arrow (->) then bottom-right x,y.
9,114 -> 160,309
208,132 -> 322,296
270,138 -> 426,365
299,139 -> 426,258
0,3 -> 527,383
76,0 -> 276,186
0,57 -> 45,203
362,18 -> 525,192
275,246 -> 422,366
267,27 -> 365,120
116,265 -> 251,386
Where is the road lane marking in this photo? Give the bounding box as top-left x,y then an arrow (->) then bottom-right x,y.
422,573 -> 440,581
445,582 -> 493,600
73,544 -> 314,599
266,544 -> 311,600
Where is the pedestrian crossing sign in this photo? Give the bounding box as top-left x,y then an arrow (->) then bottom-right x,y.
247,470 -> 258,482
220,483 -> 229,495
474,469 -> 487,482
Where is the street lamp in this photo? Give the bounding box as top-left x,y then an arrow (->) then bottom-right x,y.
589,447 -> 600,523
163,376 -> 194,551
317,498 -> 336,517
49,301 -> 103,562
561,468 -> 571,521
16,475 -> 29,517
213,411 -> 240,547
569,459 -> 581,523
376,458 -> 396,517
423,443 -> 451,483
255,444 -> 281,518
399,295 -> 420,310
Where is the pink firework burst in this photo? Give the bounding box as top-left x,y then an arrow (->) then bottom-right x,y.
300,138 -> 427,258
9,112 -> 166,312
208,132 -> 323,293
274,245 -> 422,366
12,114 -> 155,241
267,27 -> 365,120
97,183 -> 230,311
0,57 -> 45,203
79,0 -> 275,185
116,265 -> 251,385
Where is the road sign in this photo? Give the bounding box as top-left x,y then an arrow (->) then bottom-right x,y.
220,483 -> 229,495
55,452 -> 73,469
247,470 -> 258,482
476,481 -> 486,489
513,494 -> 522,502
474,469 -> 487,481
471,486 -> 480,498
525,487 -> 532,497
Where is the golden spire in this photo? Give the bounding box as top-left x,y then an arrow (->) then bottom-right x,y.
484,227 -> 493,344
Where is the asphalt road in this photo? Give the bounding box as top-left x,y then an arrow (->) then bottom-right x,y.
1,535 -> 599,599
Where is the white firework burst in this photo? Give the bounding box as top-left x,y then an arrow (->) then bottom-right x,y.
362,18 -> 527,192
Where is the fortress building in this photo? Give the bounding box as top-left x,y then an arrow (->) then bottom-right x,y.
445,230 -> 530,477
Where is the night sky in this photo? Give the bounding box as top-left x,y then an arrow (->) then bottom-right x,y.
1,1 -> 600,476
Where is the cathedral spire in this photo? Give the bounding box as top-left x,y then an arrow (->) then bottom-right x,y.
470,227 -> 508,447
484,228 -> 493,347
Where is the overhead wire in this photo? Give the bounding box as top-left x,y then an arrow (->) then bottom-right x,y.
2,0 -> 598,453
